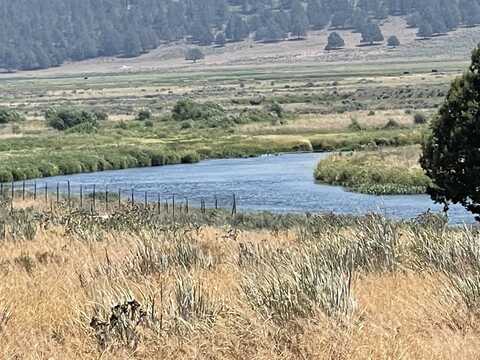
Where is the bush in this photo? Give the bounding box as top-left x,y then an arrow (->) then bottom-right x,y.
172,99 -> 225,122
136,109 -> 151,121
267,102 -> 284,118
413,112 -> 427,124
45,107 -> 106,131
348,118 -> 363,131
387,35 -> 400,47
383,119 -> 401,129
0,108 -> 25,124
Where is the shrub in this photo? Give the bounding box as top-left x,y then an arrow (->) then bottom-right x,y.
383,119 -> 401,129
348,118 -> 363,131
413,112 -> 427,124
267,102 -> 284,118
387,35 -> 400,47
45,107 -> 106,131
136,109 -> 151,121
172,99 -> 225,122
0,108 -> 25,124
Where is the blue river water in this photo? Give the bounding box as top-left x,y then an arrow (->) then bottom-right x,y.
25,152 -> 475,224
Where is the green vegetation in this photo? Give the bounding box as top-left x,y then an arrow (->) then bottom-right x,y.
315,146 -> 431,195
0,107 -> 25,124
422,45 -> 480,219
45,107 -> 107,131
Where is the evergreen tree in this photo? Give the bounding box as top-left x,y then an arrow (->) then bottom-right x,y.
325,32 -> 345,50
360,21 -> 384,45
387,35 -> 400,47
421,45 -> 480,220
417,21 -> 433,38
215,32 -> 227,47
290,1 -> 309,39
185,48 -> 205,63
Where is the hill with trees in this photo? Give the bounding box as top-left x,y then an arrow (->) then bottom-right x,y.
1,0 -> 480,71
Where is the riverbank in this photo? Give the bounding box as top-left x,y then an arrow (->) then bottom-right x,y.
0,126 -> 425,183
315,146 -> 431,195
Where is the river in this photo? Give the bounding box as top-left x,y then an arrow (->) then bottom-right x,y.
26,152 -> 475,224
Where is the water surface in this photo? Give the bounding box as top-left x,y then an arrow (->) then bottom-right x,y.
29,153 -> 474,224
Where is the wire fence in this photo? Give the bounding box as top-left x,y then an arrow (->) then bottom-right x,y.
1,180 -> 238,216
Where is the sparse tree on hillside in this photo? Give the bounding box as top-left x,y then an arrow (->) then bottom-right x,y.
290,0 -> 309,39
421,45 -> 480,220
360,22 -> 384,45
417,21 -> 433,38
215,32 -> 227,47
185,48 -> 205,63
387,35 -> 400,47
325,32 -> 345,50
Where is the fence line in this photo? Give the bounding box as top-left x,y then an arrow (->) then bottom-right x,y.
0,180 -> 239,217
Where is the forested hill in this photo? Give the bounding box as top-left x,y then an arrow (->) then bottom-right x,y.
1,0 -> 480,71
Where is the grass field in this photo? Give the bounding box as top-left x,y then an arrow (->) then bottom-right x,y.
2,199 -> 480,359
0,56 -> 453,182
315,146 -> 430,195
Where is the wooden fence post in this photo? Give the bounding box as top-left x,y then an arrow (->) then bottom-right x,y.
67,181 -> 71,209
105,186 -> 109,211
22,181 -> 25,201
44,183 -> 48,203
232,193 -> 237,216
34,182 -> 37,201
80,185 -> 83,208
92,185 -> 96,214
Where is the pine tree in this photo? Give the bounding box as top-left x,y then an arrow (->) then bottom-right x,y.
421,45 -> 480,220
360,21 -> 384,45
290,0 -> 308,39
325,32 -> 345,50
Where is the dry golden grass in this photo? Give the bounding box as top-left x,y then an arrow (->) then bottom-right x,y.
0,200 -> 479,359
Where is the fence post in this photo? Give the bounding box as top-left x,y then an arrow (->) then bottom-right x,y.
131,189 -> 135,206
215,195 -> 218,210
186,198 -> 189,214
165,200 -> 169,213
105,186 -> 109,212
0,183 -> 3,200
172,194 -> 175,221
11,181 -> 14,201
67,181 -> 71,209
144,191 -> 148,209
157,194 -> 161,214
22,181 -> 25,201
92,185 -> 96,214
80,185 -> 83,208
118,188 -> 121,209
232,193 -> 237,216
44,183 -> 48,203
34,182 -> 37,201
56,183 -> 60,204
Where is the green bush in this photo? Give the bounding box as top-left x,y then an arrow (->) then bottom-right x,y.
172,99 -> 225,122
0,107 -> 26,124
413,112 -> 427,124
45,107 -> 107,131
137,109 -> 152,121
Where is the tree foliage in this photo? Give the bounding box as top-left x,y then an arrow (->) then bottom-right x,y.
421,45 -> 480,220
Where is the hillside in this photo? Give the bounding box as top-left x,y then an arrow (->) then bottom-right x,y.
1,0 -> 480,72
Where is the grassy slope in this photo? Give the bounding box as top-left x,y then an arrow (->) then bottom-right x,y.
315,145 -> 431,195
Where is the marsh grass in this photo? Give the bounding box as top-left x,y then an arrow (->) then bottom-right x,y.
315,146 -> 431,195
